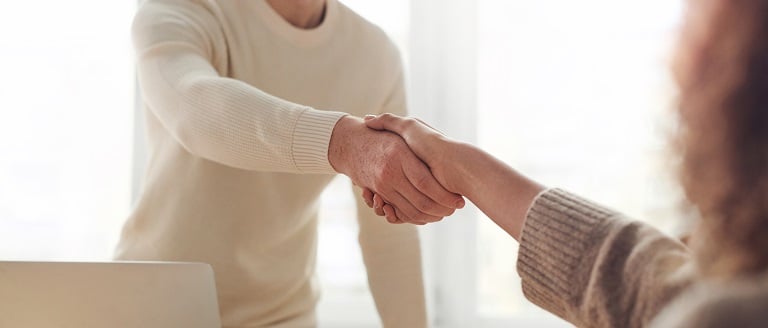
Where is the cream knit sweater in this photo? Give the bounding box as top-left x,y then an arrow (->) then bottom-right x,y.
115,0 -> 426,327
520,189 -> 768,327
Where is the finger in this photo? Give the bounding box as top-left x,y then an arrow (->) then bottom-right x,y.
382,203 -> 402,224
383,204 -> 410,224
413,117 -> 445,135
394,206 -> 427,225
387,189 -> 444,223
372,193 -> 386,216
382,204 -> 397,223
362,188 -> 374,208
387,205 -> 405,224
403,157 -> 465,210
385,204 -> 412,224
397,169 -> 457,217
392,204 -> 420,224
364,113 -> 408,134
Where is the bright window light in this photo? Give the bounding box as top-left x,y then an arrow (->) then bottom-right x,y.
0,1 -> 135,260
476,0 -> 685,321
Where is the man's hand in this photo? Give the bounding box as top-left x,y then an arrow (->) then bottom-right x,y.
328,116 -> 464,224
362,113 -> 545,239
361,113 -> 466,224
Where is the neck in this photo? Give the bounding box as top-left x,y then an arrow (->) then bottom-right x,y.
266,0 -> 327,29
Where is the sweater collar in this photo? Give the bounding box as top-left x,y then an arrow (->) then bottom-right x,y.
251,0 -> 339,48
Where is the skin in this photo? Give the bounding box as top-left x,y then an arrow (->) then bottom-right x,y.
363,114 -> 545,240
265,0 -> 465,222
329,116 -> 465,224
267,0 -> 464,224
266,0 -> 327,29
358,1 -> 710,240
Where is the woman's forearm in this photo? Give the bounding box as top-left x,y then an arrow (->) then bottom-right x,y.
449,141 -> 545,240
362,113 -> 544,232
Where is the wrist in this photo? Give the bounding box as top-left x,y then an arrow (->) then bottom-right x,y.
450,141 -> 481,195
328,115 -> 360,174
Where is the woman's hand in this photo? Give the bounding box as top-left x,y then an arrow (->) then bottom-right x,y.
364,114 -> 459,191
361,113 -> 465,224
362,113 -> 545,239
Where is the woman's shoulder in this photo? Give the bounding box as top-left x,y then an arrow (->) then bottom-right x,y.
651,274 -> 768,328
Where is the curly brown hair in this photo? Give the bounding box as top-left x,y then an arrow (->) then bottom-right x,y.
675,0 -> 768,277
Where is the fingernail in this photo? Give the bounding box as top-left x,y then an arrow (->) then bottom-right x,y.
364,115 -> 376,121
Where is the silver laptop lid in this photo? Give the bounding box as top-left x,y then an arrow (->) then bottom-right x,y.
0,261 -> 221,328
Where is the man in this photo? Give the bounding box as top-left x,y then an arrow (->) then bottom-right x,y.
116,0 -> 464,327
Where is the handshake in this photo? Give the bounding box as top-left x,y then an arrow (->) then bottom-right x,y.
328,113 -> 471,225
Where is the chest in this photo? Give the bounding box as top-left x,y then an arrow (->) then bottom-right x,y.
216,19 -> 387,116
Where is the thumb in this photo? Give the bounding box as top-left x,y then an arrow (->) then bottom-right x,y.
364,113 -> 403,133
363,114 -> 385,131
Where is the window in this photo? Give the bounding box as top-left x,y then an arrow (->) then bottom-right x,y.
1,1 -> 689,327
0,1 -> 135,260
404,0 -> 688,326
475,0 -> 686,324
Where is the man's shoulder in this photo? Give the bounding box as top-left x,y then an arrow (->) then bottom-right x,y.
136,0 -> 220,19
335,2 -> 400,61
140,0 -> 214,8
651,275 -> 768,328
133,0 -> 228,41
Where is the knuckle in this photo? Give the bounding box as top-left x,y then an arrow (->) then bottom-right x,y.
372,172 -> 392,191
377,160 -> 396,178
370,179 -> 384,192
373,163 -> 386,178
385,160 -> 400,174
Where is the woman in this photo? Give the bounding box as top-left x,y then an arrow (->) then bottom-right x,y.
363,0 -> 768,326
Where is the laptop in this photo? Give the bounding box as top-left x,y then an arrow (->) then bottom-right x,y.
0,261 -> 221,328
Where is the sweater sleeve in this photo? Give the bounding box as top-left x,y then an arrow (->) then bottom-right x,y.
132,1 -> 347,173
355,60 -> 428,328
517,189 -> 696,328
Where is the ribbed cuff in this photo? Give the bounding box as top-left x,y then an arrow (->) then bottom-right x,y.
516,189 -> 617,318
291,108 -> 348,174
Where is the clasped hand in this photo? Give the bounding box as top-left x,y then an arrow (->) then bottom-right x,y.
328,116 -> 464,224
360,114 -> 465,224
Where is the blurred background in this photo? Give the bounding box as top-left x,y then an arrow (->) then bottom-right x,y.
0,0 -> 685,327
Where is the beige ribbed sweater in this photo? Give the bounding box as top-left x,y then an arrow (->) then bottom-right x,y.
115,0 -> 426,327
520,189 -> 768,327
